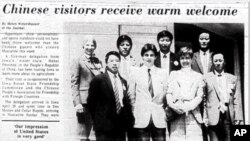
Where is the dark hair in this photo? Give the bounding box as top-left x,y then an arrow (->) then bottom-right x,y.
141,43 -> 157,56
157,30 -> 173,42
116,35 -> 132,48
199,31 -> 210,37
211,51 -> 225,61
177,46 -> 193,59
105,51 -> 121,63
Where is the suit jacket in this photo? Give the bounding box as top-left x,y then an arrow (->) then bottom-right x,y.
87,72 -> 134,132
71,55 -> 102,106
155,51 -> 181,71
203,72 -> 243,126
167,69 -> 204,123
128,66 -> 168,128
191,51 -> 213,74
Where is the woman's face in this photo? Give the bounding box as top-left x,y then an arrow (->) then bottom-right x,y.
180,54 -> 192,68
83,40 -> 96,55
142,50 -> 156,67
118,40 -> 132,57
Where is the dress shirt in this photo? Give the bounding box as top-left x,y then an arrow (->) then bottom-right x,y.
107,71 -> 124,107
214,71 -> 228,103
200,50 -> 210,74
119,55 -> 133,80
160,52 -> 170,76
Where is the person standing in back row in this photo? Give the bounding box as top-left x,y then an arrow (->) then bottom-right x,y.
191,32 -> 214,141
155,30 -> 181,76
191,32 -> 213,74
116,35 -> 137,82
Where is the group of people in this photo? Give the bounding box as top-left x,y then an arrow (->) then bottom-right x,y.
71,30 -> 243,141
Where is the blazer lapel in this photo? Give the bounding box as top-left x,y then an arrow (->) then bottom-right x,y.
118,74 -> 127,95
155,52 -> 161,67
103,72 -> 115,95
195,52 -> 204,73
82,58 -> 95,75
225,73 -> 234,99
209,73 -> 225,103
207,52 -> 213,72
82,57 -> 100,76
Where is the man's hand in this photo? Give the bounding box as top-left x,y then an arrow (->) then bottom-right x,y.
75,104 -> 86,113
235,120 -> 244,125
203,118 -> 209,127
219,102 -> 228,114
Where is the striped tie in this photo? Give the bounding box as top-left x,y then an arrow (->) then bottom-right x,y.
113,74 -> 121,114
148,69 -> 154,98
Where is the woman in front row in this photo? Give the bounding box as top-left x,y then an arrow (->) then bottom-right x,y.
128,43 -> 168,141
166,46 -> 204,141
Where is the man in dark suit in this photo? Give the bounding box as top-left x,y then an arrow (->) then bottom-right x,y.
154,30 -> 180,75
87,51 -> 134,141
203,52 -> 243,141
191,32 -> 213,74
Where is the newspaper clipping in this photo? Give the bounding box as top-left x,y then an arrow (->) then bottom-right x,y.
0,0 -> 249,141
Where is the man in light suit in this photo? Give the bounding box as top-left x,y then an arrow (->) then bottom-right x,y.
71,36 -> 103,141
155,30 -> 180,75
203,52 -> 243,141
129,44 -> 168,141
88,51 -> 134,141
191,32 -> 213,74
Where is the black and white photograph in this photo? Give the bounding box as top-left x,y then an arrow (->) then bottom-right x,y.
0,1 -> 248,141
65,22 -> 245,141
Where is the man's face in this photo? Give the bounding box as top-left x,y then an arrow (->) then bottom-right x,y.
213,54 -> 225,73
83,40 -> 96,55
106,55 -> 120,74
158,36 -> 172,53
118,40 -> 132,57
199,33 -> 210,49
142,50 -> 156,67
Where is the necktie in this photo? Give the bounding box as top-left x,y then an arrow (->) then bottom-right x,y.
113,74 -> 121,114
148,69 -> 154,98
163,54 -> 167,58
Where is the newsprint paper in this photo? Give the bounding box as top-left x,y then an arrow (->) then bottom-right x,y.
0,0 -> 249,141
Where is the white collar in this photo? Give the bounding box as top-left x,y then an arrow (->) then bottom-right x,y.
142,65 -> 156,72
121,55 -> 131,60
214,70 -> 225,77
160,51 -> 170,57
107,70 -> 118,78
199,50 -> 210,55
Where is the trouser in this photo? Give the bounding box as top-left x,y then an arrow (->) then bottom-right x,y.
76,105 -> 95,140
208,111 -> 231,141
95,130 -> 126,141
134,117 -> 166,141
